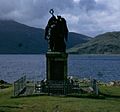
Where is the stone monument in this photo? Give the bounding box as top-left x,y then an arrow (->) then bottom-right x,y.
44,9 -> 68,94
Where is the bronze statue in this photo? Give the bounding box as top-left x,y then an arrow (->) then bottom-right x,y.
45,9 -> 68,52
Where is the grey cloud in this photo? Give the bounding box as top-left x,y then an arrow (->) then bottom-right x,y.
0,0 -> 73,19
79,0 -> 96,11
0,0 -> 18,19
0,0 -> 120,36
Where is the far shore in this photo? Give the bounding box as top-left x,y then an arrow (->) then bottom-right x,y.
67,53 -> 120,56
0,53 -> 120,56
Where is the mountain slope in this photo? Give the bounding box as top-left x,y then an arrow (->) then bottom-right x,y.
0,20 -> 47,54
0,20 -> 91,54
68,32 -> 120,54
67,32 -> 91,48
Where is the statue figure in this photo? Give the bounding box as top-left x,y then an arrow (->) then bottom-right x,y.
45,9 -> 57,51
45,9 -> 68,52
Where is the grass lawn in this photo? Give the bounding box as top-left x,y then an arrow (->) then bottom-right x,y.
0,86 -> 120,112
99,85 -> 120,96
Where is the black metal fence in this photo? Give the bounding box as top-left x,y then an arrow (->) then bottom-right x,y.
13,76 -> 99,96
13,76 -> 26,96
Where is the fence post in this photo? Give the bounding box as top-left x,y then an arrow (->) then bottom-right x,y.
92,79 -> 99,95
13,75 -> 26,97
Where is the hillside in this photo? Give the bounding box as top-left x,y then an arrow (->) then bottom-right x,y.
68,31 -> 120,54
67,32 -> 91,48
0,20 -> 90,54
0,20 -> 46,54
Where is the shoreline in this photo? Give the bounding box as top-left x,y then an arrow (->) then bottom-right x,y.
0,53 -> 120,56
1,78 -> 120,87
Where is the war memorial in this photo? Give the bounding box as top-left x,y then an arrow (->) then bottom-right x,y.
43,9 -> 68,94
13,9 -> 98,97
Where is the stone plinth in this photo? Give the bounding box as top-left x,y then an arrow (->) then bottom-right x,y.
46,52 -> 68,81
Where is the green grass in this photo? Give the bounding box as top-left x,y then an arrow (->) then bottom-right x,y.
0,86 -> 120,112
99,85 -> 120,97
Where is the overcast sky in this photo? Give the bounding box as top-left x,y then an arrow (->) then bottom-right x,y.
0,0 -> 120,37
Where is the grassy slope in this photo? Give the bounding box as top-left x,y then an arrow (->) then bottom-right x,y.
0,87 -> 120,112
68,32 -> 120,54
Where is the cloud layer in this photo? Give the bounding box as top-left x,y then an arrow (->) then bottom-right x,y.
0,0 -> 120,36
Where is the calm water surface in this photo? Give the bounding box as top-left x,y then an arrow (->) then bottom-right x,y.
0,55 -> 120,83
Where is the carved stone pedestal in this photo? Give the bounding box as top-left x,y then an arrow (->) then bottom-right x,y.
45,52 -> 68,94
46,52 -> 68,81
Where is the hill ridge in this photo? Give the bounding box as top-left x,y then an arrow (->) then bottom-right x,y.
68,31 -> 120,54
0,20 -> 90,54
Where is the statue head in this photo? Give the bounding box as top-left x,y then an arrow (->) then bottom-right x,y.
57,15 -> 61,18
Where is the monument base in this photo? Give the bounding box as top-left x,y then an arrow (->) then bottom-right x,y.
40,80 -> 73,95
46,52 -> 68,81
45,52 -> 68,94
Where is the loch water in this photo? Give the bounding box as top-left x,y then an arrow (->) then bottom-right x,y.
0,55 -> 120,83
